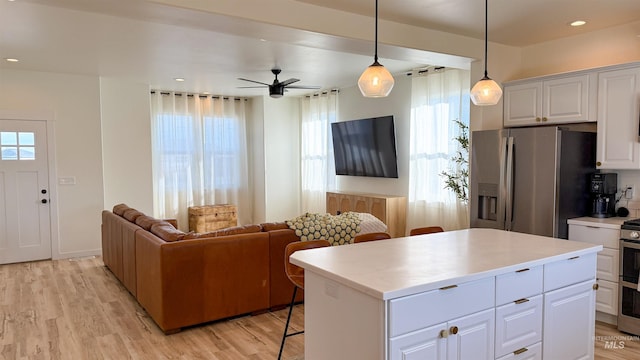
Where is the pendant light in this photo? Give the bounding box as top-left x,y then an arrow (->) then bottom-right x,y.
470,0 -> 503,106
358,0 -> 394,98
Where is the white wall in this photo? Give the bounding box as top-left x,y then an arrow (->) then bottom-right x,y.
99,78 -> 154,214
261,96 -> 301,222
0,69 -> 104,258
336,75 -> 412,198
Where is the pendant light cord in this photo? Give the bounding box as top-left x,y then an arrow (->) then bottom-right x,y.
483,0 -> 488,78
374,0 -> 379,63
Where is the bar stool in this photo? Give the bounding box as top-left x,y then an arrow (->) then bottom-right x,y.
409,226 -> 444,236
278,239 -> 331,360
353,232 -> 391,243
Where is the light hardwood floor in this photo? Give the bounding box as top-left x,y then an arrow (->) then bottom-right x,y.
0,256 -> 639,359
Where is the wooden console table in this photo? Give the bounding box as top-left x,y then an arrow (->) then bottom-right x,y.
326,191 -> 407,237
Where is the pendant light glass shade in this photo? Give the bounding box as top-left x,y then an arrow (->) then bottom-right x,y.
358,60 -> 395,97
359,0 -> 394,98
471,0 -> 502,106
470,76 -> 503,105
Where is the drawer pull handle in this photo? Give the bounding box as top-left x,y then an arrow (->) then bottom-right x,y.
568,256 -> 580,260
514,347 -> 528,355
449,326 -> 458,335
439,285 -> 458,290
515,268 -> 530,273
439,329 -> 448,338
514,298 -> 529,304
593,283 -> 599,290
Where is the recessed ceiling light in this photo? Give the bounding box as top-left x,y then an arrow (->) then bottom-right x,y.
4,58 -> 19,62
570,20 -> 586,27
174,78 -> 185,82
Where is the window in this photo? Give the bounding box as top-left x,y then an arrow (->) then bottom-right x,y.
1,131 -> 35,160
150,92 -> 250,229
408,68 -> 471,231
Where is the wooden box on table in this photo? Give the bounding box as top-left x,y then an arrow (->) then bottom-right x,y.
188,204 -> 237,233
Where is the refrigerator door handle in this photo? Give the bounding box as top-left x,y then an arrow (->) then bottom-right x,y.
505,137 -> 515,231
499,136 -> 508,230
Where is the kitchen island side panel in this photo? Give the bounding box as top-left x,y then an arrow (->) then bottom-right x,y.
305,270 -> 385,360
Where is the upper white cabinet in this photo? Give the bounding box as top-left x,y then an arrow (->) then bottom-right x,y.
504,74 -> 595,127
596,65 -> 640,169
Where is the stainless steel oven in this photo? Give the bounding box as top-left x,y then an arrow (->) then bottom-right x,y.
619,225 -> 640,335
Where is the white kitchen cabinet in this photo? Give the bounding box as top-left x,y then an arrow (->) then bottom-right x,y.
495,295 -> 543,358
447,308 -> 495,360
596,65 -> 640,169
543,280 -> 596,360
389,322 -> 446,360
568,218 -> 623,323
495,342 -> 542,360
389,308 -> 495,360
504,74 -> 594,127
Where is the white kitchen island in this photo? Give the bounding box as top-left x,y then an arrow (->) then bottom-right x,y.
290,228 -> 602,360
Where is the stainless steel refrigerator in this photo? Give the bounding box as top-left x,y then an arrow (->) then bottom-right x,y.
470,126 -> 596,239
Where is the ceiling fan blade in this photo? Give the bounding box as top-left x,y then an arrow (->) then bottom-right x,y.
280,78 -> 300,86
286,85 -> 321,89
238,78 -> 271,86
237,86 -> 268,88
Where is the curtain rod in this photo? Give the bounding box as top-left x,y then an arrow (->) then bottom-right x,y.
150,90 -> 247,101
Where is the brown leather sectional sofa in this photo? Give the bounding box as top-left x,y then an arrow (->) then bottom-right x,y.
101,204 -> 302,334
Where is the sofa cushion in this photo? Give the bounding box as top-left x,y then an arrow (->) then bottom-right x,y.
135,215 -> 162,231
260,222 -> 289,231
123,209 -> 145,222
182,224 -> 262,240
150,221 -> 185,242
113,203 -> 130,216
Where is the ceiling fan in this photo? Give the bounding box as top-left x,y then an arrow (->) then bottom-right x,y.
238,68 -> 320,98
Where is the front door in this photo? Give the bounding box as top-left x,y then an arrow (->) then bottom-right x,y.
0,119 -> 52,264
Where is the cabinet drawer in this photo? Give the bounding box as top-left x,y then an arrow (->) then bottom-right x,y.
597,247 -> 619,281
388,277 -> 495,337
496,342 -> 542,360
568,224 -> 620,249
596,279 -> 619,315
495,295 -> 543,358
496,266 -> 543,305
544,253 -> 596,292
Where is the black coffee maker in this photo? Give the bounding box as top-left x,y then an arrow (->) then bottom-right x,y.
590,173 -> 617,218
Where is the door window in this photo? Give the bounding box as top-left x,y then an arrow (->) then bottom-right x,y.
1,131 -> 35,160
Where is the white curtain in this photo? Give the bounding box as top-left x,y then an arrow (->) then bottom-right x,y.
300,90 -> 338,213
409,68 -> 470,231
150,92 -> 250,230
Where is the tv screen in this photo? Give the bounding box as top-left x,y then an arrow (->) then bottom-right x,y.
331,115 -> 398,178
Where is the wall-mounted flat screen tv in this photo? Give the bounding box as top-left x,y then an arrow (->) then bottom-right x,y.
331,115 -> 398,178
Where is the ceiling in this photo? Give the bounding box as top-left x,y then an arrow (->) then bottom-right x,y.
1,0 -> 639,97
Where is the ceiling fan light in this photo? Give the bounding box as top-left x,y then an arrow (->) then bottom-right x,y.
269,85 -> 285,98
470,76 -> 503,106
358,61 -> 395,98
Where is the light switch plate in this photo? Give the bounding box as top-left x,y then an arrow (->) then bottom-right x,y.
58,177 -> 76,185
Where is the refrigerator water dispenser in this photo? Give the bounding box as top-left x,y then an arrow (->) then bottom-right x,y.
477,183 -> 498,221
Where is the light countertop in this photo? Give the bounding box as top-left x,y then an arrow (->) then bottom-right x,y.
567,216 -> 627,229
290,228 -> 601,300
